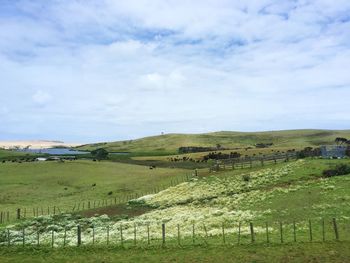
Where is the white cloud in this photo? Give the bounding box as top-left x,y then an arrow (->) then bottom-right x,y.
0,0 -> 349,141
32,90 -> 52,105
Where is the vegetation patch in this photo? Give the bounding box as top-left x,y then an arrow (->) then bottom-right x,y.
323,164 -> 350,178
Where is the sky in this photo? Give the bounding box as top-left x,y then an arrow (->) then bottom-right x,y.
0,0 -> 350,143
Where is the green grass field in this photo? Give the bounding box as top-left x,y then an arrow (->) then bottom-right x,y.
1,142 -> 350,262
0,242 -> 350,263
0,149 -> 35,159
77,129 -> 350,154
0,160 -> 194,214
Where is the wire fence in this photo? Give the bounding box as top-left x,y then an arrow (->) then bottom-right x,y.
0,174 -> 193,224
1,217 -> 349,248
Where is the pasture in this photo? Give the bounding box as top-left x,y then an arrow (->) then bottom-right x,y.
1,242 -> 350,263
1,148 -> 350,262
0,160 -> 193,214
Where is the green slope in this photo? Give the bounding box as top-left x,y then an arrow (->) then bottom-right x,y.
0,149 -> 35,159
77,129 -> 350,154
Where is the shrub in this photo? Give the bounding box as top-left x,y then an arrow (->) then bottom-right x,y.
322,164 -> 350,178
242,174 -> 251,182
346,146 -> 350,157
91,148 -> 109,160
297,147 -> 321,158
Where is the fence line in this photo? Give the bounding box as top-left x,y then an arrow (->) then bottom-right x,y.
0,173 -> 192,224
1,217 -> 348,248
210,152 -> 298,172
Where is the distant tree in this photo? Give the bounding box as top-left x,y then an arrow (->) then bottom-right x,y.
91,148 -> 109,160
335,137 -> 348,145
216,144 -> 222,149
346,146 -> 350,157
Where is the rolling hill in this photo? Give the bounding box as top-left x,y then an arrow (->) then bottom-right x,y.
76,129 -> 350,154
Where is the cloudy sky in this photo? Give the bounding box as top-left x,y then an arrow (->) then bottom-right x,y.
1,0 -> 350,142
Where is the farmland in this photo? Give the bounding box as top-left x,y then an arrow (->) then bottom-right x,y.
1,136 -> 350,262
1,158 -> 350,248
0,160 -> 192,213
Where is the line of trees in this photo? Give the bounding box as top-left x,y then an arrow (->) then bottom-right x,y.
334,138 -> 350,157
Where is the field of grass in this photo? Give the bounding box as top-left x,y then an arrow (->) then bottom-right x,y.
77,129 -> 350,154
0,242 -> 350,263
2,158 -> 350,243
0,160 -> 194,214
0,149 -> 35,159
131,146 -> 302,162
1,155 -> 350,262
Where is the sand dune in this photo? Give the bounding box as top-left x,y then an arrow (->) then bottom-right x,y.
0,140 -> 81,149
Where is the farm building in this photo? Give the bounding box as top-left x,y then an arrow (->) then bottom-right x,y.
320,145 -> 347,158
35,157 -> 47,161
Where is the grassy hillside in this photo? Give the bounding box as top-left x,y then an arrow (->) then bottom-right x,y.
2,158 -> 350,244
0,160 -> 192,213
1,158 -> 350,262
0,149 -> 35,159
77,129 -> 350,154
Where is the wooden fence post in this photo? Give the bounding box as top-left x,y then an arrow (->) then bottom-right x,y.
322,218 -> 325,242
203,224 -> 208,244
77,225 -> 81,246
250,222 -> 255,243
238,222 -> 241,244
22,228 -> 25,247
134,223 -> 137,246
17,208 -> 21,220
309,219 -> 313,242
192,224 -> 195,244
222,223 -> 226,244
7,229 -> 10,246
266,222 -> 269,243
333,218 -> 339,241
147,224 -> 150,245
37,231 -> 40,246
107,225 -> 110,245
51,230 -> 54,248
280,221 -> 283,243
120,224 -> 124,247
162,223 -> 166,246
177,224 -> 181,245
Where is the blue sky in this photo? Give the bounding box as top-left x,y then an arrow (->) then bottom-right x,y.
0,0 -> 350,143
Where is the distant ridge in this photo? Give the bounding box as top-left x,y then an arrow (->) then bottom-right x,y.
76,129 -> 350,154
